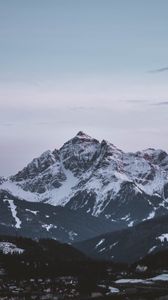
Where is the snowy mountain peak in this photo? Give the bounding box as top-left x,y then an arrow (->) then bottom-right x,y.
72,131 -> 99,145
1,132 -> 168,227
76,131 -> 92,139
60,131 -> 99,150
59,132 -> 100,176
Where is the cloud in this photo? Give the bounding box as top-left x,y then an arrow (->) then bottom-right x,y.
154,101 -> 168,106
123,99 -> 149,104
149,67 -> 168,73
0,123 -> 14,127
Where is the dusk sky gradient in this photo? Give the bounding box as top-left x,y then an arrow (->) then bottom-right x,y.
0,0 -> 168,176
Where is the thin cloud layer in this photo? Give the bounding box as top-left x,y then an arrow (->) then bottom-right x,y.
154,101 -> 168,106
149,67 -> 168,73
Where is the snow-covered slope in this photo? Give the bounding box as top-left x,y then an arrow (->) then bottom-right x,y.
1,131 -> 168,227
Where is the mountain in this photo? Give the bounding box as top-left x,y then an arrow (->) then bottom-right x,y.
0,189 -> 121,243
1,131 -> 168,229
74,215 -> 168,264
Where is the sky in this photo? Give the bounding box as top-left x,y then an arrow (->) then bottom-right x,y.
0,0 -> 168,176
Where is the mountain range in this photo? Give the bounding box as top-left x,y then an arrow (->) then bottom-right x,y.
0,131 -> 168,261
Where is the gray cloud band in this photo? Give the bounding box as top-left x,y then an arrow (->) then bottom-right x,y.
149,67 -> 168,73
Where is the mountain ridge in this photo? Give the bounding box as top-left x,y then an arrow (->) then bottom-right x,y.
74,214 -> 168,263
0,189 -> 122,243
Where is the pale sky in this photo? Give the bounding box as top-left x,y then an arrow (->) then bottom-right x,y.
0,0 -> 168,176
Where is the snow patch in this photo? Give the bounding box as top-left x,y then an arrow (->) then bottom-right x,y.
148,246 -> 157,254
128,221 -> 134,227
147,211 -> 155,220
109,242 -> 118,249
115,278 -> 147,284
0,242 -> 24,254
1,181 -> 39,202
42,224 -> 57,231
4,199 -> 21,229
99,247 -> 106,253
151,274 -> 168,281
25,209 -> 38,215
121,214 -> 130,221
116,274 -> 168,284
157,233 -> 168,242
46,160 -> 79,206
95,239 -> 105,249
107,286 -> 120,294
